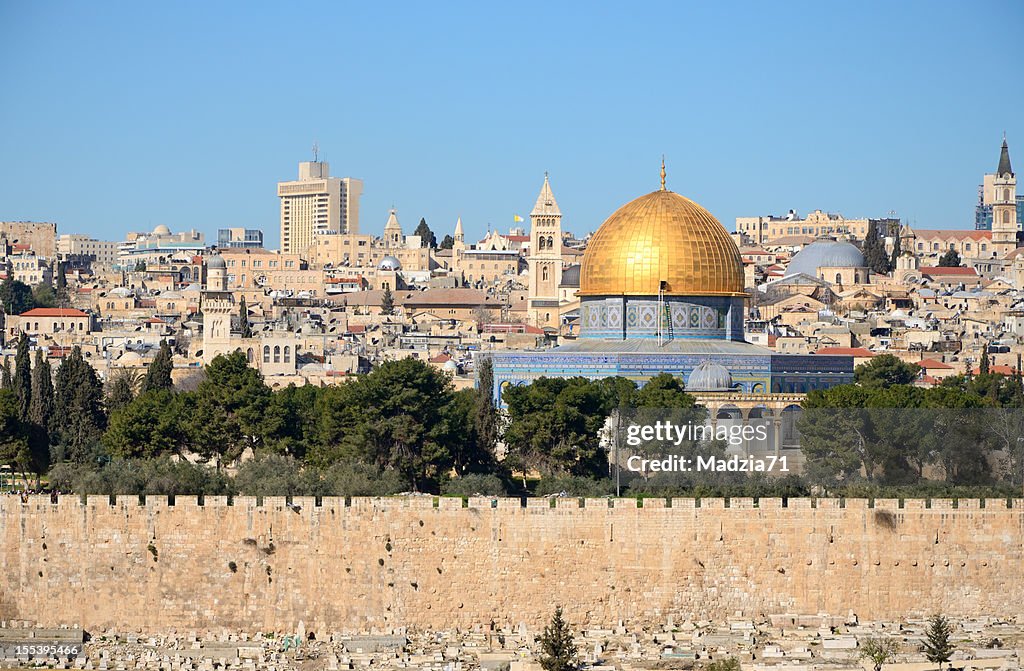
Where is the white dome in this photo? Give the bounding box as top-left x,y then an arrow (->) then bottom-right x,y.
686,360 -> 734,392
442,359 -> 458,372
378,255 -> 402,271
152,224 -> 171,236
787,239 -> 865,277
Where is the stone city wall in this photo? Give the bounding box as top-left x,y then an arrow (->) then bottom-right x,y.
1,495 -> 1022,634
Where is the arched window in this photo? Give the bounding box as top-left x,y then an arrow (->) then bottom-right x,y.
1005,189 -> 1011,202
263,346 -> 270,363
34,322 -> 39,331
836,273 -> 842,284
538,238 -> 546,250
247,348 -> 254,363
854,272 -> 861,284
284,346 -> 291,363
542,266 -> 549,281
547,236 -> 554,249
1005,211 -> 1012,224
273,346 -> 281,363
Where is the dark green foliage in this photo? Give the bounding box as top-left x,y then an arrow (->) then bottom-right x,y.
141,340 -> 174,393
862,221 -> 891,274
232,454 -> 323,496
238,296 -> 252,339
439,234 -> 454,250
938,248 -> 961,267
533,476 -> 614,497
189,351 -> 271,465
413,218 -> 437,248
503,377 -> 621,478
380,287 -> 395,315
0,360 -> 11,390
706,660 -> 741,671
0,277 -> 36,315
13,333 -> 31,420
854,354 -> 920,388
923,614 -> 954,668
106,369 -> 139,413
538,607 -> 579,671
980,346 -> 990,376
29,350 -> 53,428
442,473 -> 507,496
102,390 -> 186,459
31,283 -> 57,308
889,230 -> 902,271
51,346 -> 106,464
473,357 -> 499,466
47,458 -> 232,496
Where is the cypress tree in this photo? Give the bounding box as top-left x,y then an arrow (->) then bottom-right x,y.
239,295 -> 253,339
142,340 -> 174,393
380,287 -> 395,316
923,614 -> 954,670
13,332 -> 31,421
106,370 -> 138,413
539,607 -> 579,671
52,345 -> 106,464
980,346 -> 991,376
0,359 -> 11,390
29,350 -> 53,428
474,356 -> 498,459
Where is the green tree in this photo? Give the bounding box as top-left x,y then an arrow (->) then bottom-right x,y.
31,283 -> 57,308
503,377 -> 612,478
0,360 -> 10,390
859,638 -> 899,671
937,249 -> 961,267
106,369 -> 140,413
102,390 -> 184,459
0,389 -> 34,484
13,332 -> 31,421
439,234 -> 455,250
855,355 -> 920,388
29,350 -> 53,429
55,263 -> 70,308
538,607 -> 579,671
889,225 -> 902,270
413,218 -> 437,248
51,346 -> 107,464
238,295 -> 252,338
706,660 -> 742,671
473,357 -> 499,466
979,346 -> 990,376
142,340 -> 174,393
923,614 -> 954,670
0,278 -> 35,315
862,221 -> 891,274
188,351 -> 272,466
380,287 -> 395,316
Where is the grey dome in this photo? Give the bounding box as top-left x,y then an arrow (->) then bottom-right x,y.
686,360 -> 735,392
786,239 -> 865,278
206,255 -> 226,269
378,255 -> 402,271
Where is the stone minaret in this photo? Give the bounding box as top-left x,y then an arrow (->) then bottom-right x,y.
201,255 -> 235,363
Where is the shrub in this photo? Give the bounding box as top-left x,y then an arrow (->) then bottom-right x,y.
442,473 -> 507,497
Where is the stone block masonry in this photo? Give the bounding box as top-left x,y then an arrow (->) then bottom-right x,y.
1,496 -> 1022,634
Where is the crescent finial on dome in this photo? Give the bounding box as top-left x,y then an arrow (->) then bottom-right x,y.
660,156 -> 666,191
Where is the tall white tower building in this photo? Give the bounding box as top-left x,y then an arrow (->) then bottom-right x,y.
278,159 -> 363,255
990,137 -> 1017,256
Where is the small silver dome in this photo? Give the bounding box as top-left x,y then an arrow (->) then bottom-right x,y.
206,255 -> 226,269
686,360 -> 735,392
378,255 -> 402,271
442,359 -> 458,372
786,239 -> 865,278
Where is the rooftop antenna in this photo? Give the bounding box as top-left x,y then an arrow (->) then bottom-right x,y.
312,141 -> 320,162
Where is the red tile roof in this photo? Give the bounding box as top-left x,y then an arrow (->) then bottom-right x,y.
917,358 -> 953,370
914,229 -> 992,241
814,347 -> 875,357
428,353 -> 452,364
920,266 -> 979,276
970,364 -> 1019,376
19,308 -> 88,317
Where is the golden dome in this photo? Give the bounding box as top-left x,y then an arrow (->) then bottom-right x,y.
579,189 -> 745,296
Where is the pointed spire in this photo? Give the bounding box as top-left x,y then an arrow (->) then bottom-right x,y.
384,208 -> 402,233
454,216 -> 464,240
531,172 -> 561,217
998,135 -> 1013,177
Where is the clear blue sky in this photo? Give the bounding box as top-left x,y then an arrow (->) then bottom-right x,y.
1,1 -> 1022,248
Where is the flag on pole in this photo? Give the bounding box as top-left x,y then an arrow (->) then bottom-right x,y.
513,214 -> 524,222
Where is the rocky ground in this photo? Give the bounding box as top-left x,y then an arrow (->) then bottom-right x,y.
0,615 -> 1021,671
